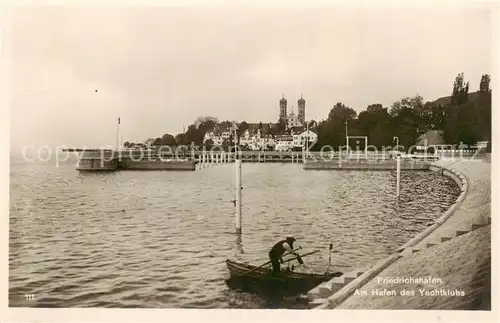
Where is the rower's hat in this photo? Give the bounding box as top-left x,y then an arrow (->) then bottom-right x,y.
286,235 -> 296,242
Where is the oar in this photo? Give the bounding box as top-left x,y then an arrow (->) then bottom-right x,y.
281,249 -> 320,264
237,247 -> 302,277
326,243 -> 333,274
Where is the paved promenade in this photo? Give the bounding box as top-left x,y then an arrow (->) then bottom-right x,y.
310,157 -> 491,310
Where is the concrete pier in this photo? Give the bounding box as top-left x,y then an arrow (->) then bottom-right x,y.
119,158 -> 196,170
75,150 -> 196,171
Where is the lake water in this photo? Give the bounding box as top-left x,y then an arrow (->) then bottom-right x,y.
9,155 -> 460,308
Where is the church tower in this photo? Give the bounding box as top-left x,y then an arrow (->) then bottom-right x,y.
279,95 -> 287,122
298,94 -> 306,123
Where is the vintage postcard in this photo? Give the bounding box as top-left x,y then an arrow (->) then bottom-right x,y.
1,1 -> 498,322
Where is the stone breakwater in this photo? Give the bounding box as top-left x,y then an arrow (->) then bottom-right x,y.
307,157 -> 491,310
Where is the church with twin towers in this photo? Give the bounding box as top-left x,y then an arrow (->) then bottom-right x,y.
279,94 -> 307,129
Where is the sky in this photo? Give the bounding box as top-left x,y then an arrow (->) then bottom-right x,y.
7,4 -> 493,150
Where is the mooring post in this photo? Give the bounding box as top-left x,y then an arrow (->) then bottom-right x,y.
396,155 -> 401,197
235,155 -> 242,233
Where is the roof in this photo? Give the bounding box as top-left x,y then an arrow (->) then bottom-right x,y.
297,129 -> 317,135
275,134 -> 293,140
290,126 -> 305,133
245,122 -> 275,134
415,130 -> 444,146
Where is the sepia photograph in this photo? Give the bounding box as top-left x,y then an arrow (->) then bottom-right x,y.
1,1 -> 497,322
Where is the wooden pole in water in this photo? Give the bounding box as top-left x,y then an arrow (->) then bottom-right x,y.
116,117 -> 120,152
235,157 -> 242,233
396,155 -> 401,197
234,127 -> 243,234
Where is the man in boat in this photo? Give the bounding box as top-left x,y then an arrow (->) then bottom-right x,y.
268,236 -> 304,275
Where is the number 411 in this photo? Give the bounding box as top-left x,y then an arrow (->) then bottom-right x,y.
24,294 -> 35,300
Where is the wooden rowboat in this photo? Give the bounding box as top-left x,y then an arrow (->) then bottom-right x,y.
225,259 -> 343,296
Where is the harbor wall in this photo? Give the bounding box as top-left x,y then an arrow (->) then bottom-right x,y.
76,157 -> 118,171
307,158 -> 491,309
119,158 -> 196,171
303,159 -> 430,170
74,150 -> 196,171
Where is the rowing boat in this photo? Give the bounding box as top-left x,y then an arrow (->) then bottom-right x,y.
225,259 -> 342,296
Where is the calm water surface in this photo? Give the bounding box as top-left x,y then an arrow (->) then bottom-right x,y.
9,155 -> 460,308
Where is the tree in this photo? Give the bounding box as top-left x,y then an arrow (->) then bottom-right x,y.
451,72 -> 469,106
327,102 -> 357,122
356,104 -> 391,148
175,133 -> 188,146
479,74 -> 491,94
204,139 -> 214,150
186,124 -> 202,146
477,74 -> 492,143
443,73 -> 489,145
270,118 -> 287,135
307,120 -> 318,131
218,120 -> 233,133
160,133 -> 176,146
389,95 -> 424,117
366,103 -> 383,113
237,121 -> 249,138
194,116 -> 219,128
315,102 -> 357,150
198,119 -> 217,135
221,139 -> 230,151
123,141 -> 131,148
152,137 -> 162,146
428,103 -> 446,130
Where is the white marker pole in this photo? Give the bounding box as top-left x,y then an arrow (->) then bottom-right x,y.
235,151 -> 242,233
235,158 -> 242,233
396,155 -> 401,197
116,117 -> 120,152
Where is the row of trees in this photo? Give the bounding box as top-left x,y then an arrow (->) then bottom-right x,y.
140,72 -> 490,151
314,73 -> 491,150
143,116 -> 288,149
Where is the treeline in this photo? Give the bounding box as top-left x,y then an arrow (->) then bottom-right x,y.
138,72 -> 490,151
138,116 -> 287,149
314,73 -> 491,150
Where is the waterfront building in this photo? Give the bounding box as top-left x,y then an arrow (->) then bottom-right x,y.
275,134 -> 294,151
239,129 -> 271,150
239,129 -> 254,147
203,131 -> 223,146
293,129 -> 318,148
